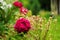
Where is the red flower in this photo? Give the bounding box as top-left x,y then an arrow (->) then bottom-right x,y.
13,1 -> 23,8
20,7 -> 28,15
14,18 -> 31,33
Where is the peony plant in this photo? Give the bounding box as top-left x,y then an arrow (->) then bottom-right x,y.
13,1 -> 31,34
14,18 -> 31,33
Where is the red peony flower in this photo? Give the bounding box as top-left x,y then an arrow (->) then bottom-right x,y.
20,7 -> 28,15
13,1 -> 23,8
14,18 -> 31,33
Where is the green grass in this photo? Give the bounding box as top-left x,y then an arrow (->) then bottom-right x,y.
52,16 -> 60,40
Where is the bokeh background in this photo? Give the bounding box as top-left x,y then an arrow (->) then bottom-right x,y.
0,0 -> 60,40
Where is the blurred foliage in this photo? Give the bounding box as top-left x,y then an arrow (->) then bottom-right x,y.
0,1 -> 18,36
39,10 -> 51,19
4,0 -> 50,15
19,0 -> 41,15
19,0 -> 50,15
39,0 -> 51,11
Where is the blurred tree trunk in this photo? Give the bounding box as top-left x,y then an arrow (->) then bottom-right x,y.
51,0 -> 57,14
51,0 -> 60,15
58,0 -> 60,14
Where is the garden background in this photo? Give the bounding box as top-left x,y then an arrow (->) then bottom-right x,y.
0,0 -> 60,40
